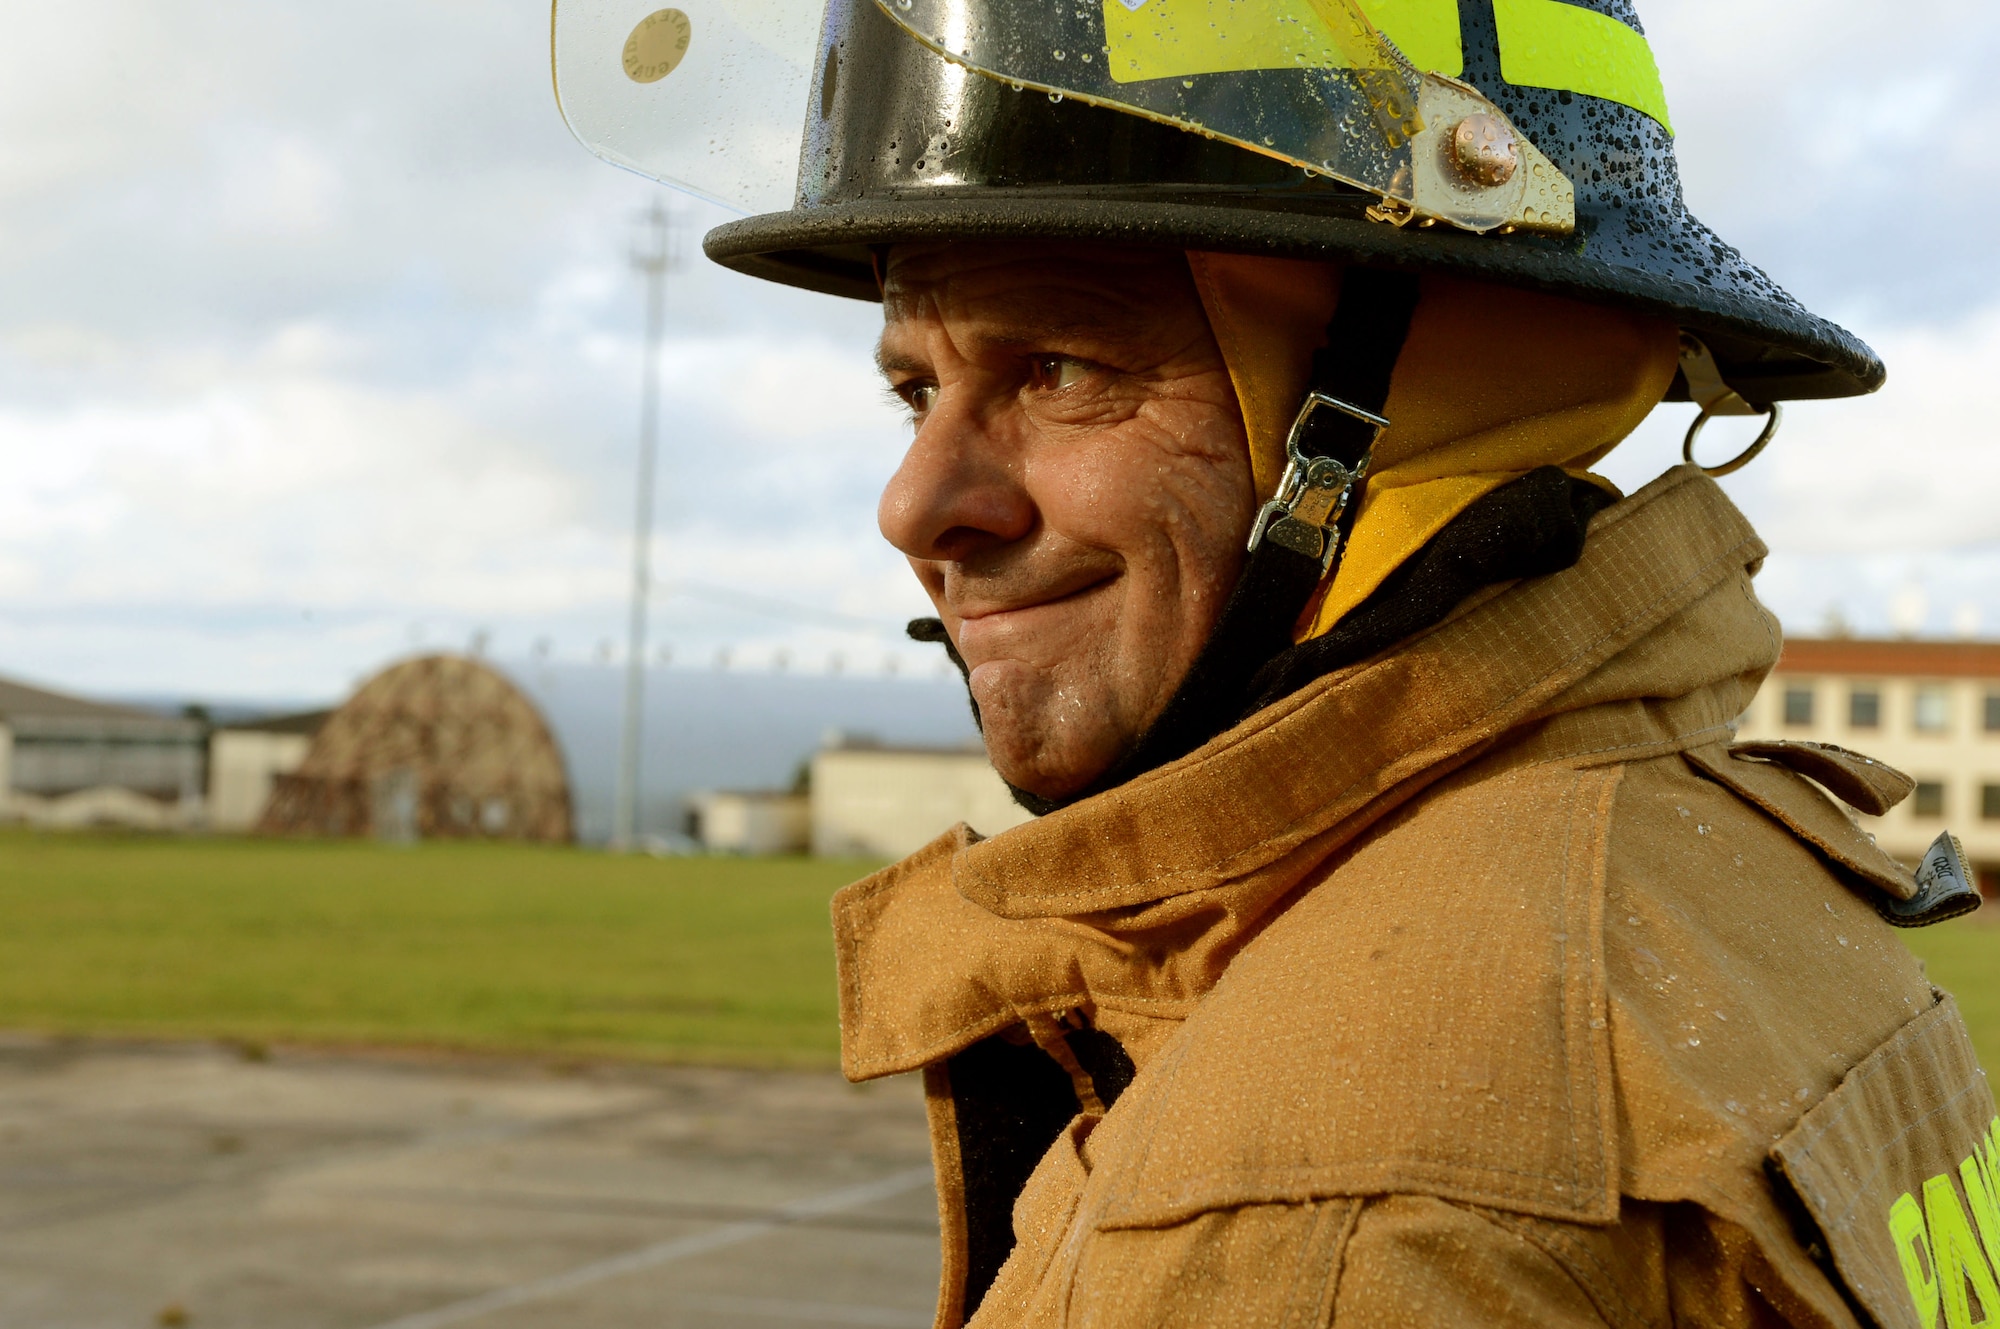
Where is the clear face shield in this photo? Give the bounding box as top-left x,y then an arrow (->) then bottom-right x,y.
551,0 -> 822,214
551,0 -> 1574,233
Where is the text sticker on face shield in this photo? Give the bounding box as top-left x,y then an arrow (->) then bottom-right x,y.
553,0 -> 821,214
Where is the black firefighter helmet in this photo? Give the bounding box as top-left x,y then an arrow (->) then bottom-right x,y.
553,0 -> 1882,407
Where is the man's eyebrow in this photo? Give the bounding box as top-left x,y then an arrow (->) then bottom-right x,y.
874,346 -> 927,377
874,301 -> 1155,376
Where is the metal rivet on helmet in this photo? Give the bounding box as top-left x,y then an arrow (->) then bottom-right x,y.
1451,114 -> 1517,188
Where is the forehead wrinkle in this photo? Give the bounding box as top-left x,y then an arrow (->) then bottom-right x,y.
878,253 -> 1205,379
947,279 -> 1163,339
885,298 -> 1171,368
888,257 -> 1178,325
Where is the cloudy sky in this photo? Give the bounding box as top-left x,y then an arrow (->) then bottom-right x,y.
1,0 -> 1996,704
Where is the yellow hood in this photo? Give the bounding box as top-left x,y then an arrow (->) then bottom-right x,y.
1186,253 -> 1681,638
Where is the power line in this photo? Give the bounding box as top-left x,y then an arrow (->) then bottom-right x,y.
656,580 -> 904,634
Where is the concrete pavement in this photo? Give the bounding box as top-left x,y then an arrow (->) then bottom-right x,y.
0,1037 -> 939,1329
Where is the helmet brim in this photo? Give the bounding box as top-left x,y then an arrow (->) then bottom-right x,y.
707,193 -> 1884,404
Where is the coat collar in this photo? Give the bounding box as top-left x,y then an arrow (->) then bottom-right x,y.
834,465 -> 1770,1081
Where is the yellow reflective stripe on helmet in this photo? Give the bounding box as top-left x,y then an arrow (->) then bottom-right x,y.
1103,0 -> 1366,84
1103,0 -> 1460,85
1355,0 -> 1461,75
1491,0 -> 1671,133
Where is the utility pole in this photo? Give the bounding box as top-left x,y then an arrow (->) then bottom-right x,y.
613,200 -> 675,851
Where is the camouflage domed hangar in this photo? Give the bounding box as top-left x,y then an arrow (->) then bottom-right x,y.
260,655 -> 574,844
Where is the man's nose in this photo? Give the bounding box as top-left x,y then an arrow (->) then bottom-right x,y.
877,393 -> 1035,562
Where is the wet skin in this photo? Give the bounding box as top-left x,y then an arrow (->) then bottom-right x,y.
876,243 -> 1256,801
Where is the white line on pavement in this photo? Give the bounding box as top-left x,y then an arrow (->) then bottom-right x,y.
360,1166 -> 935,1329
664,1292 -> 930,1326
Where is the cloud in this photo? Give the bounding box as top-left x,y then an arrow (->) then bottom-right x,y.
1596,300 -> 2000,640
0,0 -> 1994,701
1752,310 -> 2000,553
1643,0 -> 2000,325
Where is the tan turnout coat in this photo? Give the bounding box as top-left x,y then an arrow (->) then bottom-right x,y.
834,466 -> 1998,1328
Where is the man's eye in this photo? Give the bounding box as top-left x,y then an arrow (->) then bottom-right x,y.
905,383 -> 938,416
1030,356 -> 1089,392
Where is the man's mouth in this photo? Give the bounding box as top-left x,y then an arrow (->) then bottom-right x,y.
953,566 -> 1117,623
951,570 -> 1118,659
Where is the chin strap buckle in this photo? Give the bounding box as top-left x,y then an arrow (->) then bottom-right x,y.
1246,391 -> 1388,575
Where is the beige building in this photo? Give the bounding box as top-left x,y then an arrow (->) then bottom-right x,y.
809,739 -> 1033,859
0,675 -> 206,829
691,790 -> 811,855
207,710 -> 328,833
1737,638 -> 2000,890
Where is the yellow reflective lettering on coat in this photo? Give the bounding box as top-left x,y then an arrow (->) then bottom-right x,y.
1892,1192 -> 1943,1329
1103,0 -> 1459,85
1959,1151 -> 2000,1273
1924,1172 -> 2000,1329
1890,1123 -> 2000,1329
1490,0 -> 1671,132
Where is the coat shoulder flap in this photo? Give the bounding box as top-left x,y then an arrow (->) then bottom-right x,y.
1087,760 -> 1624,1231
1684,741 -> 1918,902
1726,739 -> 1915,818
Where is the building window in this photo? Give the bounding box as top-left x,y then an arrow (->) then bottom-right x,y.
1914,781 -> 1946,818
1984,783 -> 2000,820
1915,686 -> 1950,734
1849,688 -> 1881,729
1783,685 -> 1815,726
1986,693 -> 2000,732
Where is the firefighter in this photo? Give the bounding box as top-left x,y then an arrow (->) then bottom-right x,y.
556,1 -> 1992,1322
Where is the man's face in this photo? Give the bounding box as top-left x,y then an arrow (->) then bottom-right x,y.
876,243 -> 1255,801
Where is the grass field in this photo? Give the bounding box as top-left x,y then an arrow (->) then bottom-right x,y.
0,833 -> 875,1067
1898,923 -> 2000,1072
0,832 -> 1995,1071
